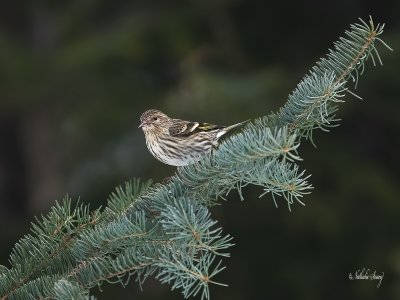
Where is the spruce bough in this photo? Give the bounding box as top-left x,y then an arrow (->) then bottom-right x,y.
0,17 -> 392,300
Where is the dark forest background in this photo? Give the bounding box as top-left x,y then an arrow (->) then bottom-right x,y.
1,1 -> 399,299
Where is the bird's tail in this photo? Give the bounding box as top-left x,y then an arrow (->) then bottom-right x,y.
225,120 -> 249,131
217,120 -> 249,138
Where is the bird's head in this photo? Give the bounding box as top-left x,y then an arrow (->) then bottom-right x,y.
139,109 -> 170,133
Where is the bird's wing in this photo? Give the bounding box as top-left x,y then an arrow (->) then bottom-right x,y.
168,119 -> 224,137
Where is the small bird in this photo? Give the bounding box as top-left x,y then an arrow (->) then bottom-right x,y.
139,109 -> 246,166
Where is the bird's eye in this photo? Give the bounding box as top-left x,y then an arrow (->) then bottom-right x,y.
153,117 -> 158,121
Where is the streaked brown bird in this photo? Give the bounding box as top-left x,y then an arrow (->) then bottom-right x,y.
139,109 -> 246,166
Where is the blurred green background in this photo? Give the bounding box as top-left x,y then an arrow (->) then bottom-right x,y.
1,1 -> 399,299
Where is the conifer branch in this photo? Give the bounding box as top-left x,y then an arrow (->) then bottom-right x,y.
272,17 -> 392,142
0,17 -> 391,300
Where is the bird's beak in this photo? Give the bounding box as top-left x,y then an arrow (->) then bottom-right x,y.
138,121 -> 145,128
